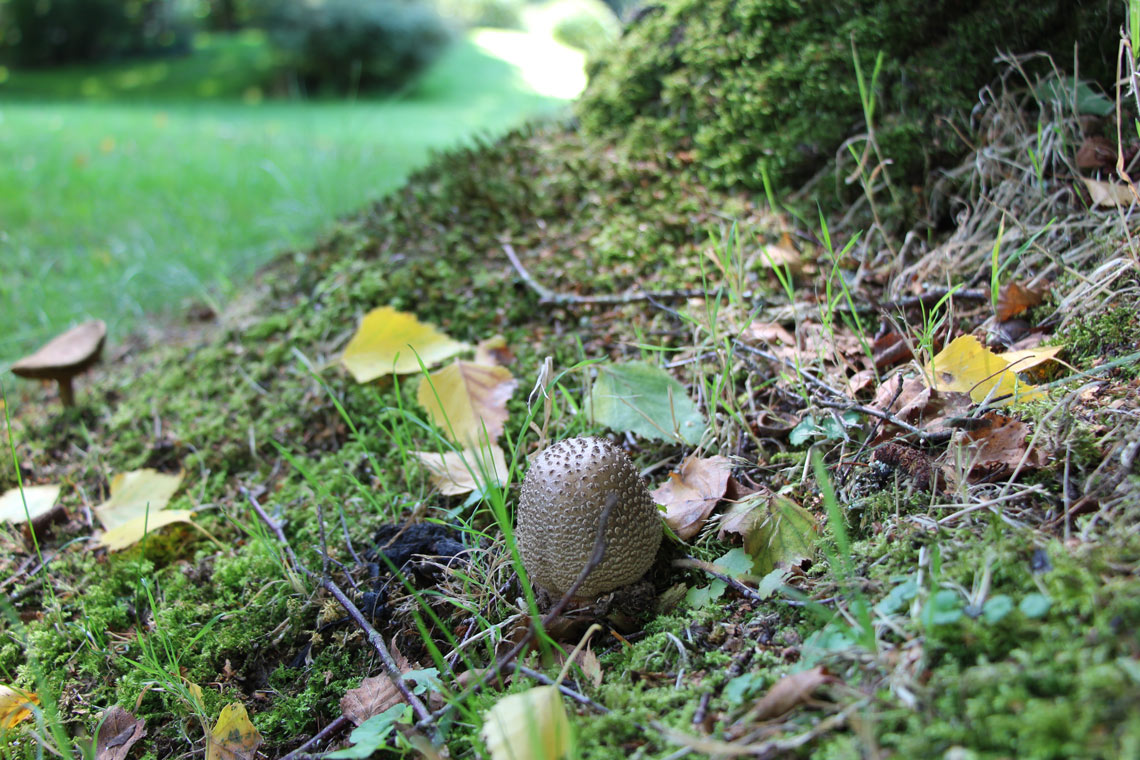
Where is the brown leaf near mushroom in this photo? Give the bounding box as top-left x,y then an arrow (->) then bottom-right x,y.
651,455 -> 732,541
341,644 -> 412,726
95,705 -> 146,760
741,666 -> 835,723
963,413 -> 1048,479
10,320 -> 106,407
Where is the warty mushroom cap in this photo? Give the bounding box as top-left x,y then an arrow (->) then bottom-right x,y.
10,320 -> 107,406
515,436 -> 662,599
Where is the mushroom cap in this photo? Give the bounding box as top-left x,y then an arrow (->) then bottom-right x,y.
11,321 -> 107,381
516,436 -> 662,599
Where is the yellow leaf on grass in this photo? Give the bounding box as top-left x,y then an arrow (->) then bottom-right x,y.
411,444 -> 508,496
94,469 -> 183,530
93,469 -> 191,552
481,685 -> 572,760
0,484 -> 60,524
0,685 -> 37,731
99,510 -> 197,552
417,361 -> 517,445
206,703 -> 262,760
924,336 -> 1045,404
342,307 -> 469,382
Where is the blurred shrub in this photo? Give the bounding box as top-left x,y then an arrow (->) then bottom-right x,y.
435,0 -> 524,29
548,0 -> 618,56
259,0 -> 453,94
0,0 -> 194,66
194,0 -> 258,30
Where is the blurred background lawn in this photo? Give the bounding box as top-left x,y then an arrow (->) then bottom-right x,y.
0,0 -> 624,364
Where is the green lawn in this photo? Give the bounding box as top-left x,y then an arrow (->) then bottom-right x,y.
0,31 -> 580,364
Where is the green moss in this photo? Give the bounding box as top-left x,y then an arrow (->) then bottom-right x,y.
1057,305 -> 1140,373
578,0 -> 1120,202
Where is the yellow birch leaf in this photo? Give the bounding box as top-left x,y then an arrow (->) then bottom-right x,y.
997,344 -> 1064,373
924,335 -> 1044,404
0,685 -> 37,731
0,484 -> 60,524
417,361 -> 517,445
411,445 -> 508,496
481,685 -> 572,760
98,510 -> 197,552
341,307 -> 469,382
206,703 -> 262,760
94,469 -> 183,530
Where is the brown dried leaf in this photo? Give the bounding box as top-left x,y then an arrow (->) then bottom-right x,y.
1075,135 -> 1116,170
652,455 -> 732,540
746,666 -> 834,722
95,705 -> 146,760
872,331 -> 913,369
995,282 -> 1045,321
964,413 -> 1047,478
341,644 -> 412,726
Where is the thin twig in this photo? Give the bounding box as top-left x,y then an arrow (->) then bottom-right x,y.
672,557 -> 771,605
813,397 -> 954,446
503,243 -> 736,305
278,716 -> 351,760
243,488 -> 434,728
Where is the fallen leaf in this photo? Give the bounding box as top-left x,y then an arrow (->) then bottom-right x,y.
998,344 -> 1063,374
996,282 -> 1045,321
1081,177 -> 1136,208
341,306 -> 469,382
0,484 -> 60,525
417,361 -> 517,446
475,335 -> 514,367
0,685 -> 37,730
341,646 -> 412,727
652,455 -> 732,540
740,494 -> 819,576
94,469 -> 183,530
589,362 -> 705,445
206,703 -> 262,760
482,685 -> 572,760
93,469 -> 193,552
411,444 -> 508,495
871,331 -> 913,369
578,649 -> 603,689
95,705 -> 146,760
925,336 -> 1044,404
745,667 -> 835,722
1075,135 -> 1116,170
964,413 -> 1047,477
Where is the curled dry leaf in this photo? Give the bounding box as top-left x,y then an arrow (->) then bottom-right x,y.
417,360 -> 517,446
742,666 -> 835,723
341,644 -> 412,726
651,455 -> 732,540
95,705 -> 146,760
205,703 -> 262,760
411,444 -> 508,496
963,413 -> 1047,478
996,282 -> 1045,321
341,306 -> 469,382
1080,176 -> 1137,208
93,469 -> 195,552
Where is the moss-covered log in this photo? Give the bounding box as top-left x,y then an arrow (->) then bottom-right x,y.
578,0 -> 1121,197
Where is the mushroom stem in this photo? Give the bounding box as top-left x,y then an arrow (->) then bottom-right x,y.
58,378 -> 75,408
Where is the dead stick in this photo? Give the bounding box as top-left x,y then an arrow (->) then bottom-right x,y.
503,243 -> 733,305
243,489 -> 434,727
278,716 -> 351,760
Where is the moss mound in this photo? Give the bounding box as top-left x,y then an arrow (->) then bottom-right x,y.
578,0 -> 1120,197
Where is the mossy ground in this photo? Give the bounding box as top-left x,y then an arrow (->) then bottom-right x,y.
3,13 -> 1140,760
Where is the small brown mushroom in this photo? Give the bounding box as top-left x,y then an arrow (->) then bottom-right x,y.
10,320 -> 107,407
516,436 -> 662,599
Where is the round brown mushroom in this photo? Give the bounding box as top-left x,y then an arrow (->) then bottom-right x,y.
10,320 -> 107,407
516,436 -> 662,599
